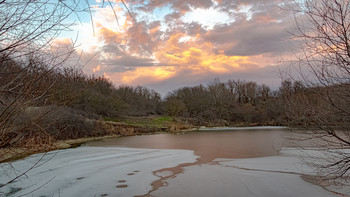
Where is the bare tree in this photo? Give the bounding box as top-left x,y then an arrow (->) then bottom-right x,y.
285,0 -> 350,183
0,0 -> 126,152
0,1 -> 130,195
0,0 -> 84,155
164,94 -> 186,119
0,0 -> 82,57
0,1 -> 88,194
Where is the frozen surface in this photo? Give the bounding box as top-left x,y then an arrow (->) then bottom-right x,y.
0,146 -> 198,197
151,148 -> 348,197
216,148 -> 315,174
1,146 -> 349,197
198,126 -> 288,131
151,165 -> 337,197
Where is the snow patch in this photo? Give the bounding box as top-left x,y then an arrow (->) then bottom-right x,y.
0,146 -> 198,197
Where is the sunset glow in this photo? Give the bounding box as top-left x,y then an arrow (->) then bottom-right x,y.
61,0 -> 295,94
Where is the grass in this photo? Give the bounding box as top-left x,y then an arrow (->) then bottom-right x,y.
1,116 -> 195,163
103,115 -> 173,128
0,135 -> 120,163
154,116 -> 173,125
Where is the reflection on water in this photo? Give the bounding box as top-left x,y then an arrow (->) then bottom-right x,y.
86,127 -> 290,162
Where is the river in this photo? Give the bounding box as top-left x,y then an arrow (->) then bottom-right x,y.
0,127 -> 346,197
86,127 -> 289,162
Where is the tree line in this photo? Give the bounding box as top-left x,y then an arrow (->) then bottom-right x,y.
0,50 -> 295,148
0,54 -> 164,148
2,49 -> 317,150
165,78 -> 284,126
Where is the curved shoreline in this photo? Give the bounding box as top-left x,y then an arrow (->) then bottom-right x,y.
198,126 -> 289,131
1,140 -> 348,196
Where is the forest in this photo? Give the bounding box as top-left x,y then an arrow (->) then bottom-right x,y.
0,53 -> 319,151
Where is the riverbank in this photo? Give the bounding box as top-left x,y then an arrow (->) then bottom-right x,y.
0,117 -> 197,163
0,135 -> 119,163
1,112 -> 285,163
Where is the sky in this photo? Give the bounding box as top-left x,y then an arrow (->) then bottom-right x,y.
56,0 -> 297,95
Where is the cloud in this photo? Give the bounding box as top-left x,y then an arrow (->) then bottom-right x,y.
144,64 -> 285,96
203,2 -> 294,57
205,19 -> 293,57
65,0 -> 297,94
93,65 -> 101,72
101,53 -> 157,73
134,0 -> 214,13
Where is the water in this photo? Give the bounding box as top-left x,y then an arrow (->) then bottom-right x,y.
86,127 -> 290,163
3,127 -> 342,197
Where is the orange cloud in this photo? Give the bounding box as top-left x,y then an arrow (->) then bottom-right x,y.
121,66 -> 176,84
93,65 -> 102,72
103,33 -> 256,86
52,38 -> 72,45
155,34 -> 253,74
103,72 -> 111,79
50,38 -> 76,59
149,25 -> 160,35
98,27 -> 122,43
75,2 -> 285,90
51,38 -> 74,52
253,14 -> 279,24
103,66 -> 176,86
